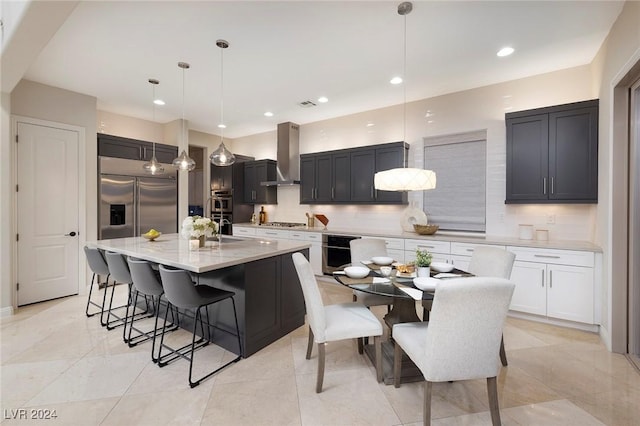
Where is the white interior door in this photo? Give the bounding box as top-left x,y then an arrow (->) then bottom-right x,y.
17,122 -> 79,306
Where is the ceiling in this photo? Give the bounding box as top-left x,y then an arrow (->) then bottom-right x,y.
23,1 -> 624,139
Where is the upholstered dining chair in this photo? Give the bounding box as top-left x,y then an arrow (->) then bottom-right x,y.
468,246 -> 516,366
292,252 -> 383,393
349,238 -> 392,309
393,277 -> 515,426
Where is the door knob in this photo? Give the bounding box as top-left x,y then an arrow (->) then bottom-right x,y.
65,231 -> 77,237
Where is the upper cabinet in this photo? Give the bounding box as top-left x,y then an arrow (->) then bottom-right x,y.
98,134 -> 178,164
505,100 -> 598,204
244,159 -> 278,204
300,141 -> 408,205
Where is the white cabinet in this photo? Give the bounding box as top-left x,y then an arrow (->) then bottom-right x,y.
291,231 -> 322,275
362,236 -> 404,263
255,228 -> 291,240
404,239 -> 450,264
508,246 -> 595,324
233,226 -> 256,237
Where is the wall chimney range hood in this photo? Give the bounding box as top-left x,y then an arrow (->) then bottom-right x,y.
261,122 -> 300,186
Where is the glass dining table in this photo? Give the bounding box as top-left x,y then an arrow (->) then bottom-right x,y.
333,263 -> 473,384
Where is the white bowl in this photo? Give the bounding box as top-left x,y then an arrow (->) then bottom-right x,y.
413,277 -> 439,291
430,262 -> 454,273
371,256 -> 394,266
344,266 -> 370,279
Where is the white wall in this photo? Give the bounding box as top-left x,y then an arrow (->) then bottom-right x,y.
1,92 -> 13,314
233,65 -> 597,238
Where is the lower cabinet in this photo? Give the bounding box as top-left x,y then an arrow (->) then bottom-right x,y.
404,239 -> 450,264
508,247 -> 595,324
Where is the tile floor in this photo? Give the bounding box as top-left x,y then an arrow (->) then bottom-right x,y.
1,278 -> 639,426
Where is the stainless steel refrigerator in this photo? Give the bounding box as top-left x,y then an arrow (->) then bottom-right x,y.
99,157 -> 178,240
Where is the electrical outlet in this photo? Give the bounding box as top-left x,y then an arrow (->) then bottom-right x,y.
547,214 -> 556,224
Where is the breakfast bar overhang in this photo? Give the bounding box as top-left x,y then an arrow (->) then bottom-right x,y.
87,234 -> 310,357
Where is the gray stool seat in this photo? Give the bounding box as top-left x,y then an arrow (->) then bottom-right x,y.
83,246 -> 110,319
158,265 -> 242,388
126,257 -> 179,361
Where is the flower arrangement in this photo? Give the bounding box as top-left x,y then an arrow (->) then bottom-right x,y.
415,248 -> 433,267
181,215 -> 218,240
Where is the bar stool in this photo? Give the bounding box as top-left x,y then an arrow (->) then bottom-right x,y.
126,257 -> 179,361
157,265 -> 242,388
83,247 -> 110,319
103,251 -> 152,332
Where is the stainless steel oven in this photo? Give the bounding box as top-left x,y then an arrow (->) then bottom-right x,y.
211,190 -> 232,213
322,234 -> 361,275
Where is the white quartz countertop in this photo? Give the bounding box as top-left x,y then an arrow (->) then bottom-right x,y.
87,233 -> 311,273
236,223 -> 602,253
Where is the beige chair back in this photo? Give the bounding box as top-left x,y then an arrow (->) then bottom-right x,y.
468,246 -> 516,279
349,238 -> 388,264
292,253 -> 327,342
422,277 -> 515,382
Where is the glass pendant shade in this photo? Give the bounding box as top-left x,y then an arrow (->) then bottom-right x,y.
172,62 -> 197,171
374,167 -> 436,191
210,141 -> 235,166
143,150 -> 164,175
173,149 -> 196,171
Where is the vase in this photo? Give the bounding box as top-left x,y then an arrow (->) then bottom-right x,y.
417,266 -> 431,277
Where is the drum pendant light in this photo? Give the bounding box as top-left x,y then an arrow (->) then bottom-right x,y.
210,39 -> 236,167
143,79 -> 165,175
374,2 -> 436,192
172,62 -> 196,171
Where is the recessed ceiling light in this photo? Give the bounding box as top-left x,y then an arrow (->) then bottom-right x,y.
264,111 -> 273,117
497,47 -> 514,57
153,99 -> 165,105
218,123 -> 226,129
390,76 -> 403,85
317,96 -> 328,103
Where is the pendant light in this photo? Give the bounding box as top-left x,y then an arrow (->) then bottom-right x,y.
172,62 -> 197,171
210,39 -> 236,167
143,79 -> 165,175
374,2 -> 436,192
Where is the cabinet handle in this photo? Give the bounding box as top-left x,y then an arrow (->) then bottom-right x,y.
543,177 -> 547,195
370,186 -> 374,199
466,248 -> 474,252
139,146 -> 143,159
550,177 -> 555,194
331,187 -> 335,200
534,254 -> 561,259
549,270 -> 553,288
541,269 -> 545,287
418,245 -> 435,249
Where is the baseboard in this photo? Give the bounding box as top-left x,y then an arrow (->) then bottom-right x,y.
0,306 -> 14,317
599,325 -> 612,351
507,311 -> 600,333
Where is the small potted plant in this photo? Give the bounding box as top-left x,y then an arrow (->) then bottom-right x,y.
415,248 -> 433,277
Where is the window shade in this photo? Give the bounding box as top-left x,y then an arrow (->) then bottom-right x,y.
423,131 -> 486,232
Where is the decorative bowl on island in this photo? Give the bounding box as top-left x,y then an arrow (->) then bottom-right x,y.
430,262 -> 454,273
413,224 -> 439,235
371,256 -> 394,266
344,266 -> 370,279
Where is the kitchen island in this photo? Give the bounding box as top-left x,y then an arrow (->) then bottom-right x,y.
87,234 -> 310,357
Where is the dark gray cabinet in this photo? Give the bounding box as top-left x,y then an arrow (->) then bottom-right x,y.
300,142 -> 407,205
98,134 -> 177,164
211,164 -> 233,190
300,152 -> 345,203
244,159 -> 277,204
506,100 -> 598,204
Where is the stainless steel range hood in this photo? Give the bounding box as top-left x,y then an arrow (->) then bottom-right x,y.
261,122 -> 300,186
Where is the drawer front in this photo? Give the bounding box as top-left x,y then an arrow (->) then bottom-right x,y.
304,232 -> 322,243
256,228 -> 291,239
289,231 -> 306,241
507,246 -> 594,267
450,242 -> 506,257
404,239 -> 450,254
233,226 -> 256,237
